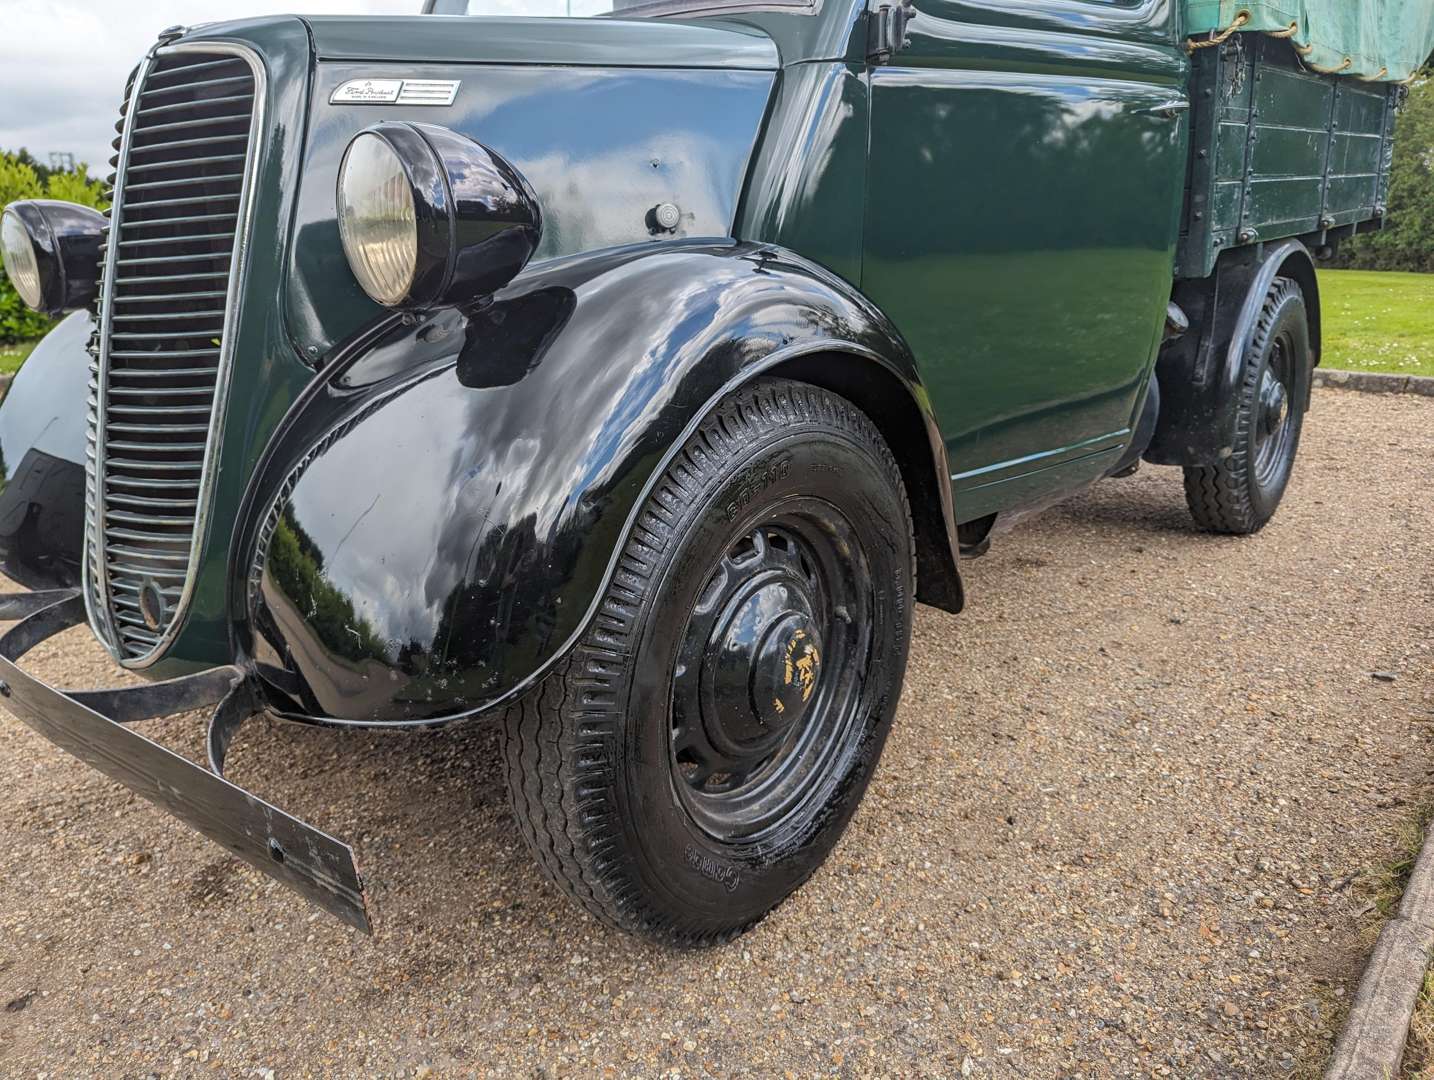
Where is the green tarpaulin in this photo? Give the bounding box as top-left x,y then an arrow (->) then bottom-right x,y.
1186,0 -> 1434,81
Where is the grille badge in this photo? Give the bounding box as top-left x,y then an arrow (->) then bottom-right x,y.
139,581 -> 167,632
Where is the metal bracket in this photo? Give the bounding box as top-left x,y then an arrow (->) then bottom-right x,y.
867,0 -> 914,65
0,591 -> 369,931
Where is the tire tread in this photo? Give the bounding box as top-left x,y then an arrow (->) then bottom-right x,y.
499,379 -> 912,945
1183,276 -> 1306,535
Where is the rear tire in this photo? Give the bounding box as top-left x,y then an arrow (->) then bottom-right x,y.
500,379 -> 915,945
1183,276 -> 1312,534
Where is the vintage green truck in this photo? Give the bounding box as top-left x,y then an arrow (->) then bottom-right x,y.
0,0 -> 1423,944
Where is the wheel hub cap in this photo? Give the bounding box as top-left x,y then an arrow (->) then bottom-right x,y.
705,584 -> 823,759
1260,373 -> 1288,437
669,514 -> 873,843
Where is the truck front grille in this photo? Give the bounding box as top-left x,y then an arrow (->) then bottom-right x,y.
85,45 -> 262,664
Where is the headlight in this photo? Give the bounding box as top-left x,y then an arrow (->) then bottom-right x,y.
336,122 -> 541,311
337,133 -> 419,306
1,200 -> 107,317
2,209 -> 45,310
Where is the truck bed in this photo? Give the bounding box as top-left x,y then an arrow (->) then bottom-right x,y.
1177,34 -> 1403,280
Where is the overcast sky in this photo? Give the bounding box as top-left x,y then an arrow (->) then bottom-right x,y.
0,1 -> 416,172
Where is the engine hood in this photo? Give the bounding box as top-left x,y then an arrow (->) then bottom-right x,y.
304,14 -> 780,69
286,20 -> 779,357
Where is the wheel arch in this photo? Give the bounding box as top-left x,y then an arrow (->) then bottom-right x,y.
239,241 -> 963,727
1148,240 -> 1321,468
761,349 -> 963,615
1270,246 -> 1321,389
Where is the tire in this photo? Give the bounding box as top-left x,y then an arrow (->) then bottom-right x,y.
1183,276 -> 1313,535
501,378 -> 915,945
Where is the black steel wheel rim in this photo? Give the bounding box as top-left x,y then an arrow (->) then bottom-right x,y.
669,500 -> 873,844
1253,331 -> 1298,487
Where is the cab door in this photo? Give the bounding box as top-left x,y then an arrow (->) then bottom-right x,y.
860,0 -> 1187,520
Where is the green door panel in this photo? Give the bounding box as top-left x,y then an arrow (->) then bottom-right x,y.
861,0 -> 1188,520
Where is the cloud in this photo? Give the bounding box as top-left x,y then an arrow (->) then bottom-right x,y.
0,1 -> 413,171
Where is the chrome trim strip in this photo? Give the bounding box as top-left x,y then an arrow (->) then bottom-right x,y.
88,39 -> 268,670
85,53 -> 155,659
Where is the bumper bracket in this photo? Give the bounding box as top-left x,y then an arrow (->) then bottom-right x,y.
0,590 -> 369,931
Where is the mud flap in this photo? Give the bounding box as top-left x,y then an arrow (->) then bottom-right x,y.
0,590 -> 370,931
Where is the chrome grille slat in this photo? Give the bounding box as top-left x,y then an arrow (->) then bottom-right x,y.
140,75 -> 254,101
121,174 -> 245,193
111,309 -> 226,321
109,367 -> 218,380
85,44 -> 261,665
113,271 -> 231,284
104,457 -> 205,471
106,542 -> 195,559
106,526 -> 194,543
107,510 -> 197,526
107,421 -> 211,433
131,114 -> 253,139
118,192 -> 241,212
110,289 -> 229,303
143,57 -> 239,83
113,213 -> 238,231
117,252 -> 232,266
135,92 -> 254,119
106,401 -> 212,415
109,335 -> 220,345
107,495 -> 200,510
107,440 -> 209,452
120,232 -> 235,248
112,579 -> 183,596
111,350 -> 221,360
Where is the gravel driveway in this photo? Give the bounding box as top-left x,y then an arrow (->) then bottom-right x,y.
1,388 -> 1430,1078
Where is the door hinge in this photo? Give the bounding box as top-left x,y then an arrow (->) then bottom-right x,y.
866,0 -> 914,65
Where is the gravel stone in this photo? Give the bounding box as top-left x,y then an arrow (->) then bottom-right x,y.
0,388 -> 1429,1076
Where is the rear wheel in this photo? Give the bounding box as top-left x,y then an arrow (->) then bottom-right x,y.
501,378 -> 914,945
1183,276 -> 1312,534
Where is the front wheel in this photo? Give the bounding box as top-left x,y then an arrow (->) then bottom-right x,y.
501,379 -> 915,945
1183,275 -> 1313,534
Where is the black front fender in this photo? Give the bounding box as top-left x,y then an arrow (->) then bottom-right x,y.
0,312 -> 93,591
242,241 -> 959,726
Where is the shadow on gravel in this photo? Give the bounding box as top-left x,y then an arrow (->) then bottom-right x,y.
1043,476 -> 1207,536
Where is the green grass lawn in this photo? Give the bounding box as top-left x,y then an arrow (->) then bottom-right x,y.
1318,269 -> 1434,377
0,339 -> 38,376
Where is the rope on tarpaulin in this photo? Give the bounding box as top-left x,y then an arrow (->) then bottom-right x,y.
1187,9 -> 1250,51
1186,11 -> 1397,83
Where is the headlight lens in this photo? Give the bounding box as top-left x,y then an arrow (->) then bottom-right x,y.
1,208 -> 44,311
337,132 -> 418,307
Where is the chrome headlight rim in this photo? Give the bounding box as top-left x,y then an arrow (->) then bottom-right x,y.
335,121 -> 542,312
2,204 -> 53,313
336,124 -> 453,310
